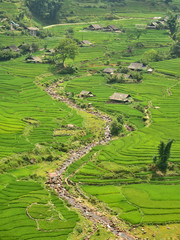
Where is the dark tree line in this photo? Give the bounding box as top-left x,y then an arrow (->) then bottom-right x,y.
25,0 -> 63,23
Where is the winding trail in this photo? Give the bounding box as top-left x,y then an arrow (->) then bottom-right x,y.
45,82 -> 135,240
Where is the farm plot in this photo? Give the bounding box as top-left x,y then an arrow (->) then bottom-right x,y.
0,173 -> 79,240
82,184 -> 180,224
0,59 -> 86,160
67,70 -> 180,183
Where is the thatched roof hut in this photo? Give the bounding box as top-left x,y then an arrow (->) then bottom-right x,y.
26,56 -> 42,63
5,44 -> 20,52
88,24 -> 103,30
80,91 -> 94,97
27,27 -> 39,36
128,63 -> 146,71
80,40 -> 93,47
103,68 -> 116,74
106,25 -> 119,31
110,92 -> 131,103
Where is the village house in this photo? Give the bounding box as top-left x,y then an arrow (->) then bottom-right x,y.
106,25 -> 120,32
80,91 -> 94,98
79,40 -> 93,47
147,68 -> 153,74
146,22 -> 158,29
86,24 -> 103,31
128,63 -> 146,71
110,92 -> 132,103
103,68 -> 116,75
27,27 -> 39,36
26,56 -> 42,63
5,44 -> 20,52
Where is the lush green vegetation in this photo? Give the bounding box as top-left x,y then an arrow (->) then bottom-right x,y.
1,0 -> 180,239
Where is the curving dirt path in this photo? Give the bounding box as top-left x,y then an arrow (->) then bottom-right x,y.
45,82 -> 135,240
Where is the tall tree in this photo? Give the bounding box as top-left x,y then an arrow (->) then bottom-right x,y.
54,38 -> 79,67
166,12 -> 178,37
153,139 -> 174,173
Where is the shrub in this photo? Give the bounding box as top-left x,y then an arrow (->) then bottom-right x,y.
110,120 -> 122,136
0,50 -> 20,61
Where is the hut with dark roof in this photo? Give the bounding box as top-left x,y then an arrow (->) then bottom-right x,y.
87,24 -> 103,30
106,25 -> 120,32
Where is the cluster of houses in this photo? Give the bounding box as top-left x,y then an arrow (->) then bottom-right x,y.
102,63 -> 152,75
146,16 -> 168,30
84,24 -> 121,32
0,18 -> 39,36
79,90 -> 132,103
79,62 -> 154,104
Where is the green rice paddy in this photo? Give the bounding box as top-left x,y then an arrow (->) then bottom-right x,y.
1,3 -> 180,238
82,184 -> 180,224
0,172 -> 79,239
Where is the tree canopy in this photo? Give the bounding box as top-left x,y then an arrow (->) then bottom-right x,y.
25,0 -> 63,23
54,38 -> 79,67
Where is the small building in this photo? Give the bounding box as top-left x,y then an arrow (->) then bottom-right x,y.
80,91 -> 94,98
80,40 -> 93,47
106,25 -> 119,32
26,56 -> 42,63
5,44 -> 20,52
27,27 -> 39,36
110,92 -> 131,103
147,68 -> 153,74
146,22 -> 158,29
87,24 -> 103,31
103,68 -> 116,75
128,63 -> 146,71
45,49 -> 55,54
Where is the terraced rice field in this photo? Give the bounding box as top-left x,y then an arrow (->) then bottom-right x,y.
0,172 -> 79,240
0,59 -> 85,159
62,23 -> 180,226
1,11 -> 180,238
82,184 -> 180,224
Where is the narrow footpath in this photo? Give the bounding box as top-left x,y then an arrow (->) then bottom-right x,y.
45,82 -> 135,240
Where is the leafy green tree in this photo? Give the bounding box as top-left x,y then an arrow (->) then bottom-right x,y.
54,38 -> 79,68
166,12 -> 178,37
153,139 -> 174,173
170,40 -> 180,57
